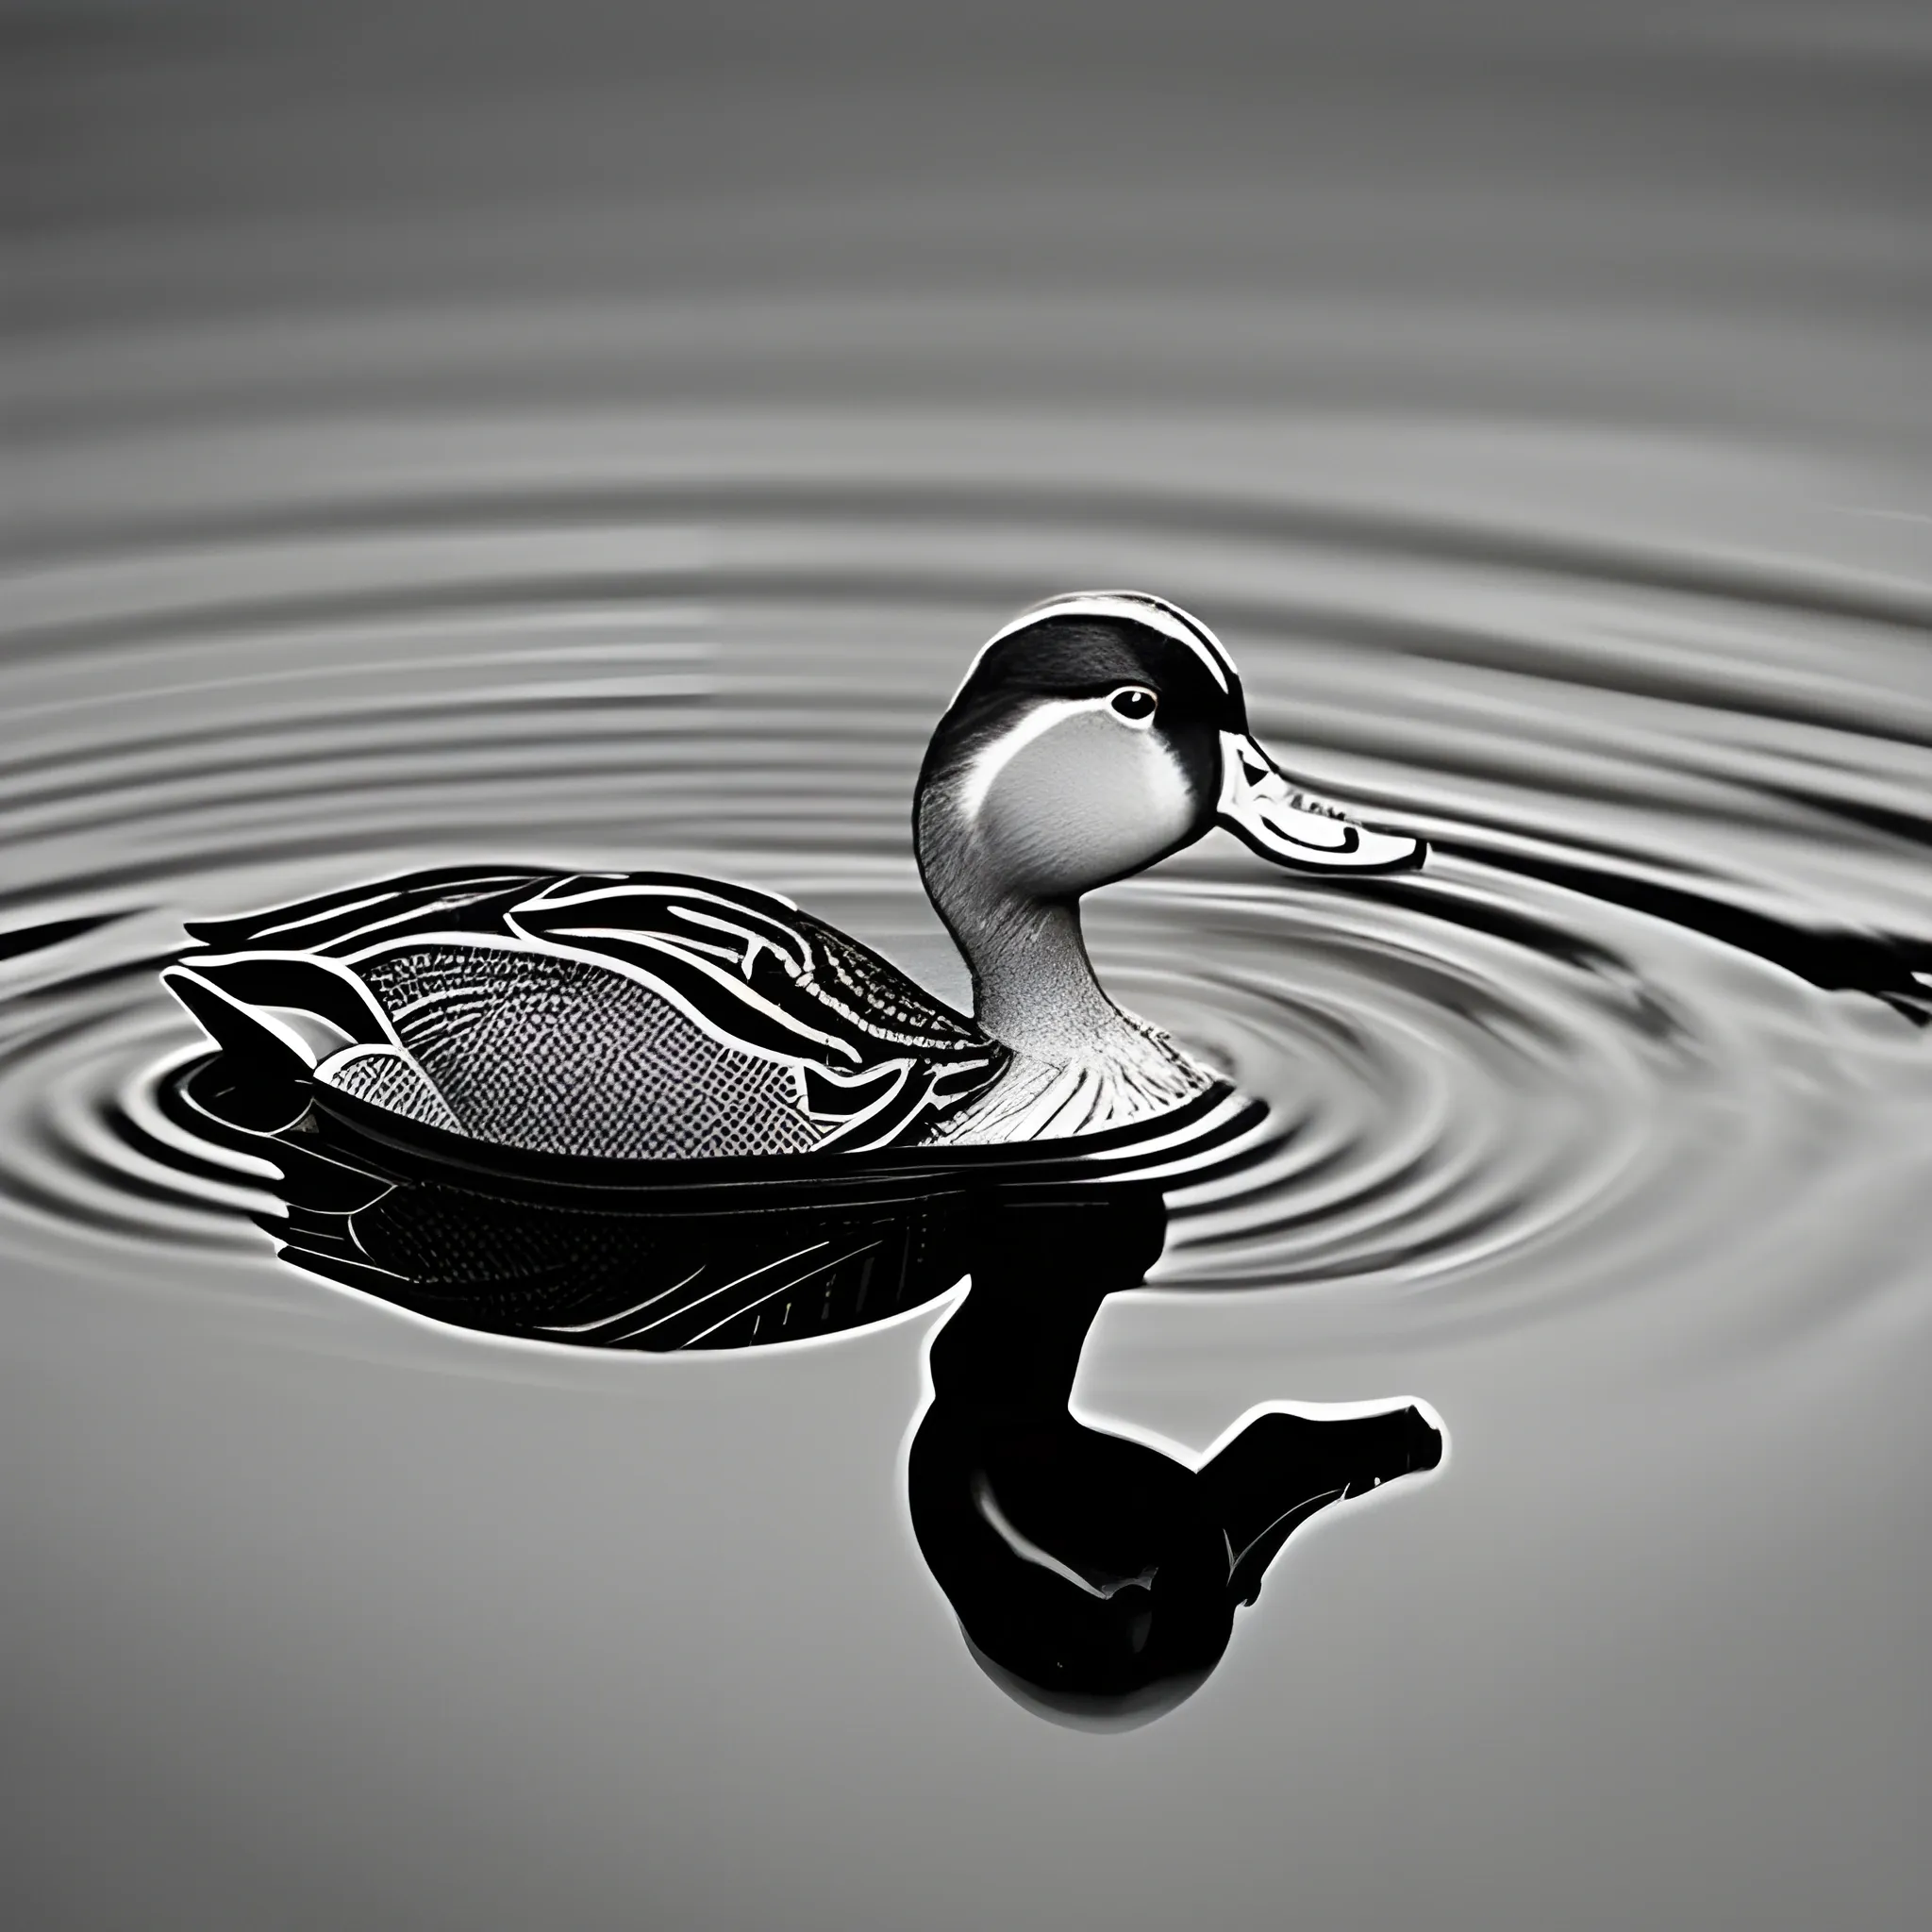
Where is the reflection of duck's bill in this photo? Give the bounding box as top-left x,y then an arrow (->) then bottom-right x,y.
293,1074 -> 1272,1211
1217,731 -> 1426,874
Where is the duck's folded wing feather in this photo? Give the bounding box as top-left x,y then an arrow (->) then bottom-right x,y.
508,874 -> 1000,1073
184,866 -> 563,956
170,866 -> 577,1103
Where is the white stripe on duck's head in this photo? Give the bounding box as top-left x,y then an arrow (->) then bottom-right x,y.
916,591 -> 1424,914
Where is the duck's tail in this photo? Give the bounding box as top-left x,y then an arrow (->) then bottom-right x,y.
161,952 -> 396,1082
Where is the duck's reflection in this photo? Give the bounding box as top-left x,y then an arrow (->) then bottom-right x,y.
175,1053 -> 1444,1724
178,1055 -> 975,1348
910,1186 -> 1441,1725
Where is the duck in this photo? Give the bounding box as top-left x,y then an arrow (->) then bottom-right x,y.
163,591 -> 1424,1169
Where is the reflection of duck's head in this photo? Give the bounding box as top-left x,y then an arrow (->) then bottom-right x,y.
917,591 -> 1424,909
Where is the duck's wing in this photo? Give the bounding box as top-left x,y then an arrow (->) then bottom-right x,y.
507,874 -> 1008,1150
169,869 -> 1008,1159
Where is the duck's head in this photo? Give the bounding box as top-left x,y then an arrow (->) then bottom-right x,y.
915,591 -> 1424,920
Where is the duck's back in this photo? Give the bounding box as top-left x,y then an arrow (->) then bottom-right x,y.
166,867 -> 1008,1162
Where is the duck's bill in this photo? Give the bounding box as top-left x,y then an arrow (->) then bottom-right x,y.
1216,732 -> 1426,874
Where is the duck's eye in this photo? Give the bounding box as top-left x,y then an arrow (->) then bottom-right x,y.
1108,686 -> 1158,724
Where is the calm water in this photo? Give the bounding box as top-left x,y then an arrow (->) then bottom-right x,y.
8,5 -> 1931,1927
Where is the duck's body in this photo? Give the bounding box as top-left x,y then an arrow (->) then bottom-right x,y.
166,593 -> 1423,1166
171,866 -> 1020,1160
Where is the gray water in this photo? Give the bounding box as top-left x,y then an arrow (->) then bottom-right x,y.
8,4 -> 1932,1926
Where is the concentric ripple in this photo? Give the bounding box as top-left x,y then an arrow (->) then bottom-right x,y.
7,409 -> 1931,1338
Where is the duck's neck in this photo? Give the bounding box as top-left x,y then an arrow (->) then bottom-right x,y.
954,894 -> 1144,1062
915,786 -> 1210,1105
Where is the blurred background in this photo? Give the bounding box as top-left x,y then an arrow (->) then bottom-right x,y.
8,4 -> 1931,1929
11,0 -> 1927,441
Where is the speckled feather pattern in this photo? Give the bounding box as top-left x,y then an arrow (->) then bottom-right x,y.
357,943 -> 823,1159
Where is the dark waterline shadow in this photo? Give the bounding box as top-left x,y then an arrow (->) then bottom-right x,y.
175,1053 -> 1446,1722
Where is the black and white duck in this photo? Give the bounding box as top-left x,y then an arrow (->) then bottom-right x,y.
164,591 -> 1424,1170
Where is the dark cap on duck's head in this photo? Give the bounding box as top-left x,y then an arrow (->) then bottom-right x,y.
950,591 -> 1248,728
917,591 -> 1424,918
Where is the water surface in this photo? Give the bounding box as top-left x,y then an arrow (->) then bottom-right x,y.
8,5 -> 1931,1927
